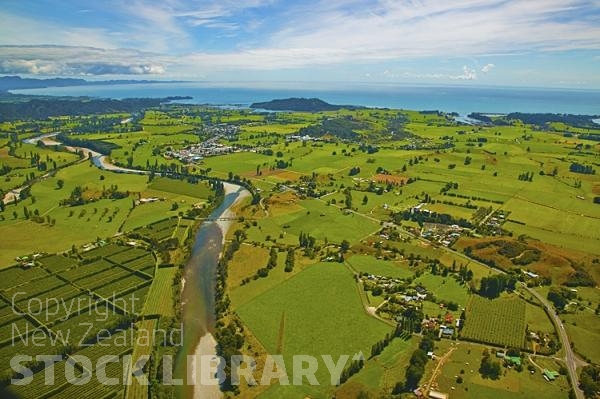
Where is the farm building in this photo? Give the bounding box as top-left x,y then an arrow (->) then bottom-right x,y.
543,369 -> 559,381
506,356 -> 522,366
440,327 -> 454,337
429,390 -> 449,399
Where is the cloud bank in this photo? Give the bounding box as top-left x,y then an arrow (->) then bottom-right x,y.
0,0 -> 598,84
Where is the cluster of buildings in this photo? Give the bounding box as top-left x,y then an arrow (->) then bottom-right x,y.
163,124 -> 240,163
421,222 -> 463,246
286,134 -> 320,142
15,253 -> 44,268
360,273 -> 405,292
201,124 -> 239,138
482,210 -> 508,234
164,136 -> 234,163
81,239 -> 108,252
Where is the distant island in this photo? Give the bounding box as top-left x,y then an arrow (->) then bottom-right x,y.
0,75 -> 185,92
250,97 -> 362,112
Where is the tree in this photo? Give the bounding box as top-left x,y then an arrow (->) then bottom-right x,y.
284,248 -> 295,272
479,352 -> 501,379
362,195 -> 368,205
56,179 -> 64,189
340,240 -> 351,252
580,365 -> 600,398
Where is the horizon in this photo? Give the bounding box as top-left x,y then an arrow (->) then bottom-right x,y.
6,74 -> 600,94
1,1 -> 600,89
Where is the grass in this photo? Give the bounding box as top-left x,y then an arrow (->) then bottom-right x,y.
334,336 -> 417,397
346,254 -> 414,279
560,299 -> 600,364
229,249 -> 314,308
148,177 -> 212,199
414,273 -> 470,306
433,341 -> 571,399
237,262 -> 392,397
524,302 -> 555,336
246,198 -> 380,246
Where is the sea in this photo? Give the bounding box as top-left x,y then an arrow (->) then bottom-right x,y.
11,82 -> 600,116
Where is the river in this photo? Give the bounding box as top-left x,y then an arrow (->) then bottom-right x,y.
18,133 -> 248,398
176,183 -> 249,399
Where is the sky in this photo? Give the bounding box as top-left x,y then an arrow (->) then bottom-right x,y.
1,0 -> 600,88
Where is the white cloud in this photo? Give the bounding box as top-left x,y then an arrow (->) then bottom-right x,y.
481,63 -> 495,73
451,66 -> 478,80
1,0 -> 600,80
383,66 -> 477,81
0,46 -> 169,76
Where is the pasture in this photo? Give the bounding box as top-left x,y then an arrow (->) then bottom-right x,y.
433,341 -> 571,399
346,254 -> 413,279
236,262 -> 392,397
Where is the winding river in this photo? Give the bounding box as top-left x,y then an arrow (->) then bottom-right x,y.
18,133 -> 248,399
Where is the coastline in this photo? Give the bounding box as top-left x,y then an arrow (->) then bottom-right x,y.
192,181 -> 250,399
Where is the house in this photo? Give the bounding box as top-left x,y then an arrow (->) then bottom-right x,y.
427,351 -> 435,359
506,356 -> 521,366
543,369 -> 559,381
441,327 -> 454,337
524,271 -> 539,278
444,313 -> 454,324
429,390 -> 449,399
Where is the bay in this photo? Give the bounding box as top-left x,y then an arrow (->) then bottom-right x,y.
11,82 -> 600,115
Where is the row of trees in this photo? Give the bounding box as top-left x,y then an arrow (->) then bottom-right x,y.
570,162 -> 596,175
396,336 -> 434,392
479,274 -> 517,298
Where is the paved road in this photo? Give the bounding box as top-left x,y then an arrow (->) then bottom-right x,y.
527,285 -> 585,399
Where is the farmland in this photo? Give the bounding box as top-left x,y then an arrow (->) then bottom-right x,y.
0,101 -> 599,399
431,340 -> 571,399
236,262 -> 392,398
461,296 -> 527,349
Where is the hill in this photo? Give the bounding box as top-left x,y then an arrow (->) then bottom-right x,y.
0,75 -> 184,92
250,97 -> 360,112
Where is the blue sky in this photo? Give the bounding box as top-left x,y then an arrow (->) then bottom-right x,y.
1,0 -> 599,88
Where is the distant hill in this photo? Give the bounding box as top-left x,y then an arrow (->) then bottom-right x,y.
0,75 -> 182,92
250,97 -> 361,112
0,97 -> 189,121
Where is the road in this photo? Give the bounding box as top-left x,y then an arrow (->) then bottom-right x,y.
527,285 -> 585,399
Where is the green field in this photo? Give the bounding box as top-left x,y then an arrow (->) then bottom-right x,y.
1,102 -> 599,398
433,341 -> 571,399
414,273 -> 470,306
237,262 -> 392,398
346,254 -> 414,278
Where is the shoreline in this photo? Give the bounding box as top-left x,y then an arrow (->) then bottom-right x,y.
191,182 -> 250,399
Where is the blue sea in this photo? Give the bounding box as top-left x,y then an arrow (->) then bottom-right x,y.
11,82 -> 600,116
